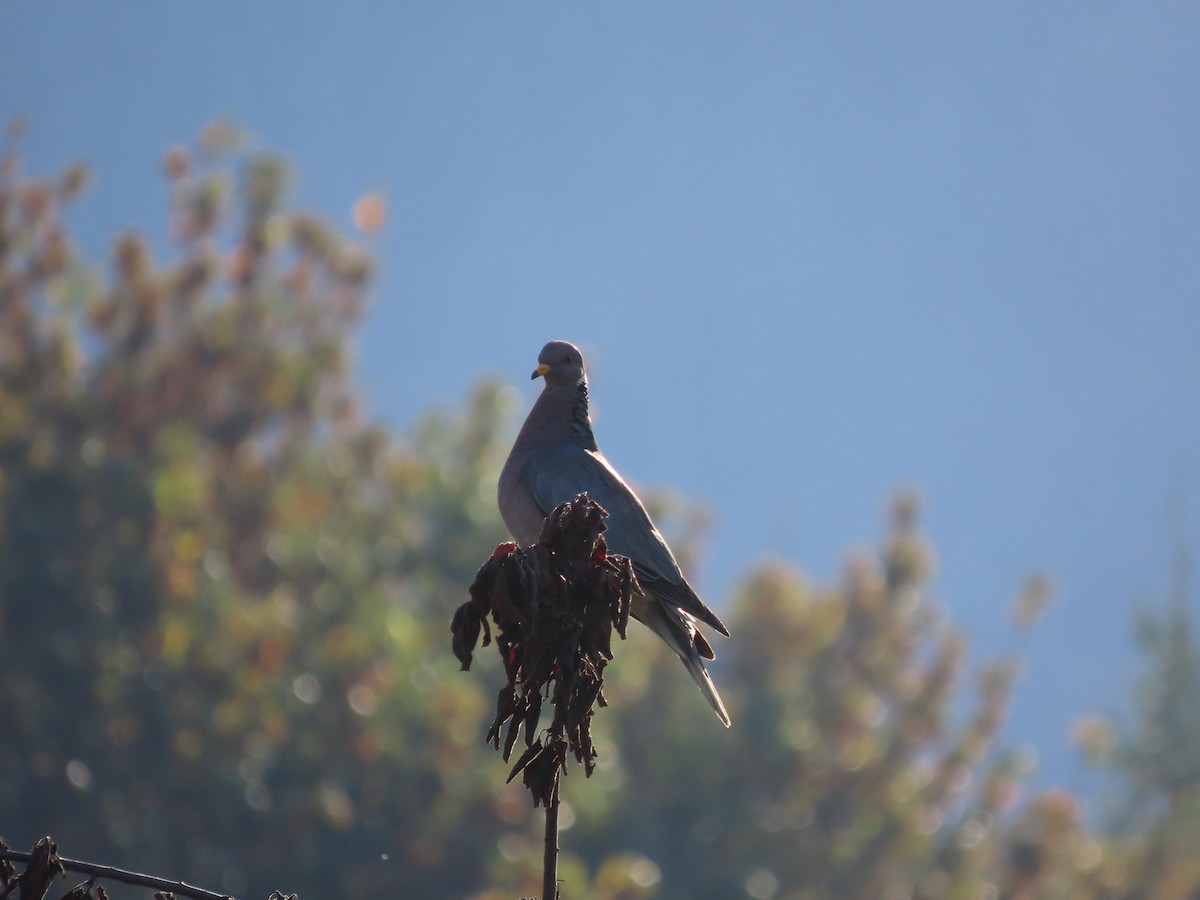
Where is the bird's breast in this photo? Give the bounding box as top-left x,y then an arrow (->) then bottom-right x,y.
497,463 -> 546,546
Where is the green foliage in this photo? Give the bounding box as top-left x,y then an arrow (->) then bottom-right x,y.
0,126 -> 508,897
578,499 -> 1024,900
1124,553 -> 1200,808
3,126 -> 1200,899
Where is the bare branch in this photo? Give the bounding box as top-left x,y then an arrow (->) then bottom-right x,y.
0,841 -> 234,900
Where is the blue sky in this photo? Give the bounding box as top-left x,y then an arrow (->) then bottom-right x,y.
5,2 -> 1199,798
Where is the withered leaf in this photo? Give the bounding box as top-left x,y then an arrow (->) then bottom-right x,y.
505,739 -> 544,784
19,836 -> 65,900
450,603 -> 482,670
458,495 -> 635,809
502,711 -> 522,762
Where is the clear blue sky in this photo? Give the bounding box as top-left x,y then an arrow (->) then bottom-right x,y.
5,2 -> 1199,799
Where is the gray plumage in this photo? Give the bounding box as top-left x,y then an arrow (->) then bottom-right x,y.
498,340 -> 731,727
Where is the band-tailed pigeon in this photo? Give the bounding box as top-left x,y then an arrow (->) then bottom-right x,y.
498,340 -> 731,726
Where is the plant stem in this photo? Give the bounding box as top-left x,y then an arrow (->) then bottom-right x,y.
543,776 -> 560,900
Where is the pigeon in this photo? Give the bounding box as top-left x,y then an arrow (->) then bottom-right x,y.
498,340 -> 731,726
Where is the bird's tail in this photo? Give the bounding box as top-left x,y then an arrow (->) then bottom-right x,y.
631,593 -> 731,728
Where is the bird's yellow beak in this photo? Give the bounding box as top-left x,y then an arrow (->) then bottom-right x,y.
531,363 -> 551,380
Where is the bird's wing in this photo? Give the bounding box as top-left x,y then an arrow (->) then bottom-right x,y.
522,443 -> 729,635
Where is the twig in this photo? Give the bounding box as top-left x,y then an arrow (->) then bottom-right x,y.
543,785 -> 559,900
0,849 -> 234,900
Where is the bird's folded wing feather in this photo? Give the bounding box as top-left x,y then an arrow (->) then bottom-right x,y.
522,443 -> 729,635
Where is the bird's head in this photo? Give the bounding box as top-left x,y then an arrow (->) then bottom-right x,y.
532,340 -> 586,387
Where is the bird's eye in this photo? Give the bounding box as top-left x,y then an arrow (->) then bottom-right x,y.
565,354 -> 574,363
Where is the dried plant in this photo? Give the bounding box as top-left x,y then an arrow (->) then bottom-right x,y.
452,493 -> 637,898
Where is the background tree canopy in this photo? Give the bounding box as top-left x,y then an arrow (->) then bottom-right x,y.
2,127 -> 1199,899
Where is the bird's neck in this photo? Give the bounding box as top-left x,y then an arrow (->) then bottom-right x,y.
570,377 -> 597,449
518,376 -> 598,453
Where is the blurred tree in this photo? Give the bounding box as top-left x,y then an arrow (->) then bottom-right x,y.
577,494 -> 1027,900
1122,544 -> 1200,814
1090,536 -> 1200,898
0,123 -> 513,897
3,123 -> 1200,899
